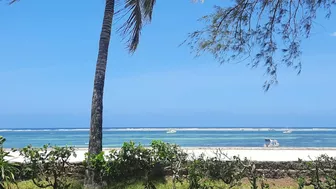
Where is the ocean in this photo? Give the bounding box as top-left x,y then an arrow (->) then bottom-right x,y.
0,127 -> 336,148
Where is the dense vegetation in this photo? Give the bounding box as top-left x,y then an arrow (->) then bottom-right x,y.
1,136 -> 336,189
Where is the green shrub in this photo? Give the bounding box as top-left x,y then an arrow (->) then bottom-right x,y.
12,180 -> 83,189
187,150 -> 273,189
0,136 -> 19,189
5,138 -> 336,189
85,141 -> 155,187
187,154 -> 212,189
297,177 -> 305,189
20,144 -> 76,189
151,140 -> 187,188
187,151 -> 248,189
298,154 -> 336,189
206,151 -> 245,188
85,141 -> 186,189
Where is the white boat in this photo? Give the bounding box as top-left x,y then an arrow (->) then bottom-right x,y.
166,129 -> 176,134
283,129 -> 292,134
264,138 -> 280,147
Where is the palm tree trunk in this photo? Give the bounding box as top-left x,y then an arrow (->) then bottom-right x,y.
89,0 -> 114,157
86,0 -> 114,187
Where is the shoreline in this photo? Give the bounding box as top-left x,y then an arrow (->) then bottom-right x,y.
6,147 -> 336,163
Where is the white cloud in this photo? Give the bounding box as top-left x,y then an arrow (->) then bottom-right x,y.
330,32 -> 336,37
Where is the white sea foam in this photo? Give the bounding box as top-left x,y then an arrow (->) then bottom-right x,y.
56,129 -> 89,131
0,129 -> 89,132
104,128 -> 336,132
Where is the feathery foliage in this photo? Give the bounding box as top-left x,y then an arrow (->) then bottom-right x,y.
0,136 -> 18,189
117,0 -> 156,53
186,0 -> 336,90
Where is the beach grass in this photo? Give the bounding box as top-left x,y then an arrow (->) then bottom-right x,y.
13,178 -> 313,189
13,180 -> 83,189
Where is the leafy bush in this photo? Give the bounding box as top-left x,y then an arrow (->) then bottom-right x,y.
206,150 -> 246,188
0,136 -> 18,189
7,138 -> 336,189
20,144 -> 77,189
297,177 -> 305,189
187,150 -> 273,189
9,180 -> 83,189
151,140 -> 187,188
84,151 -> 106,185
298,154 -> 336,189
187,151 -> 247,189
242,159 -> 271,189
85,140 -> 186,189
187,154 -> 213,189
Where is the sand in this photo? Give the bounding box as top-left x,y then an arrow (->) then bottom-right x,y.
5,147 -> 336,163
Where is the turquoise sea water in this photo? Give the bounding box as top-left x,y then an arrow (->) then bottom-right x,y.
0,128 -> 336,148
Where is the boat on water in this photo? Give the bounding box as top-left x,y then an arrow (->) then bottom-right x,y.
166,129 -> 176,134
264,138 -> 280,147
283,129 -> 292,134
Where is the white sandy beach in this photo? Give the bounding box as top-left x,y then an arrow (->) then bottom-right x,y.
6,147 -> 336,163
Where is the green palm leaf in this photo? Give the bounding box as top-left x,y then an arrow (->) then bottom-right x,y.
143,0 -> 156,21
118,0 -> 156,53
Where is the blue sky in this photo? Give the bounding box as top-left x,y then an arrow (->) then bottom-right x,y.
0,0 -> 336,128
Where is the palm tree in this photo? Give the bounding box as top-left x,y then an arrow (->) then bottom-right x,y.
90,0 -> 158,188
9,0 -> 156,187
89,0 -> 156,157
87,0 -> 156,187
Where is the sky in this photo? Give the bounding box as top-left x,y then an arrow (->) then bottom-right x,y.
0,0 -> 336,128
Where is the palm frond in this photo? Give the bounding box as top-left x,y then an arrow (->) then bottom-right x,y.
142,0 -> 156,21
117,0 -> 156,53
8,0 -> 18,5
118,0 -> 142,53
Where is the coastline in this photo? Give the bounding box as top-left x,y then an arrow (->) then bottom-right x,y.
6,147 -> 336,163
